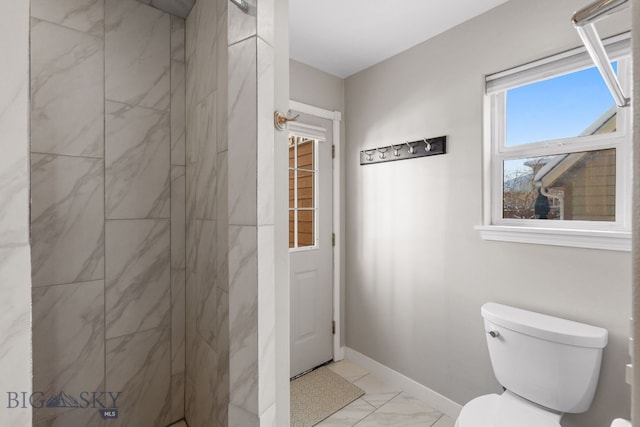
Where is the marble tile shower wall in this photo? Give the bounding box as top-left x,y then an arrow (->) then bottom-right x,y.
0,1 -> 32,426
185,0 -> 278,426
29,0 -> 186,425
184,0 -> 230,426
227,0 -> 277,425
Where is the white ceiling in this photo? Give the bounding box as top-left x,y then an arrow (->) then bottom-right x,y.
289,0 -> 509,78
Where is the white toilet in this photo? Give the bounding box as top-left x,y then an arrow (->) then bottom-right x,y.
456,302 -> 608,427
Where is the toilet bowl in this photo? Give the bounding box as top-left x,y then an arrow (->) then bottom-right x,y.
456,303 -> 608,427
455,392 -> 561,427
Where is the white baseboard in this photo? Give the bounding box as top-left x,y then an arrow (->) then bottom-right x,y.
345,347 -> 462,420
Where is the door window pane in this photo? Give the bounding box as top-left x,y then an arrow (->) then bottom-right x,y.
503,148 -> 616,221
289,136 -> 317,249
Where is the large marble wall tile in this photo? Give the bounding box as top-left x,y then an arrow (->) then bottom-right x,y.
196,219 -> 217,347
0,120 -> 29,246
194,337 -> 219,427
257,225 -> 276,414
105,101 -> 170,219
1,2 -> 31,426
256,0 -> 274,47
106,0 -> 170,111
257,39 -> 275,226
105,219 -> 170,338
216,13 -> 228,154
31,0 -> 103,36
229,225 -> 258,414
32,280 -> 105,425
185,3 -> 196,72
31,154 -> 104,287
106,327 -> 171,427
215,151 -> 229,292
171,166 -> 186,269
196,92 -> 218,220
228,0 -> 256,47
0,245 -> 32,425
31,19 -> 104,158
171,268 -> 186,422
228,39 -> 257,226
137,0 -> 195,19
34,408 -> 104,427
171,61 -> 186,166
192,0 -> 218,105
229,403 -> 259,427
1,0 -> 30,247
215,290 -> 230,427
171,16 -> 185,62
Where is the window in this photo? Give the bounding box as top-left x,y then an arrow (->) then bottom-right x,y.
289,135 -> 318,249
479,33 -> 632,251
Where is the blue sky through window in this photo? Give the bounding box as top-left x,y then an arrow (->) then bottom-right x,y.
506,63 -> 617,146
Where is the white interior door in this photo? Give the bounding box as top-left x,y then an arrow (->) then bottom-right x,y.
289,111 -> 333,378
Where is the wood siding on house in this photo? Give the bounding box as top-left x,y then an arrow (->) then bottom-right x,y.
289,138 -> 315,247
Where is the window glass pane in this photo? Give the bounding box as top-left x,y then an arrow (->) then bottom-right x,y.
297,210 -> 315,247
289,210 -> 295,248
506,64 -> 617,146
503,148 -> 616,221
297,170 -> 314,209
288,135 -> 318,249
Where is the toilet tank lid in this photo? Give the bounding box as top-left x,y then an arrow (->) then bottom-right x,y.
481,303 -> 608,348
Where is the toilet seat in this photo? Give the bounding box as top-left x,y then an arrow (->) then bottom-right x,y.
455,392 -> 562,427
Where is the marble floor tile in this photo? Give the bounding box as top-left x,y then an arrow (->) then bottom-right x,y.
316,398 -> 376,427
353,375 -> 401,409
355,393 -> 442,427
327,360 -> 369,383
432,415 -> 456,427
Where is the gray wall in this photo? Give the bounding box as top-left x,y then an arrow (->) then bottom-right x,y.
343,1 -> 632,426
0,1 -> 32,425
29,0 -> 186,424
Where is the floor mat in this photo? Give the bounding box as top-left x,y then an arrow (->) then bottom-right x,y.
290,366 -> 365,427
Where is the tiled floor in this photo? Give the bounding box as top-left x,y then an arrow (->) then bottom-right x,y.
318,359 -> 456,427
170,359 -> 456,427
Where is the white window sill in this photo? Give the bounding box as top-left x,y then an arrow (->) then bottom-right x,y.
476,225 -> 631,252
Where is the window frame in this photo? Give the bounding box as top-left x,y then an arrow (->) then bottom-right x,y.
479,34 -> 632,251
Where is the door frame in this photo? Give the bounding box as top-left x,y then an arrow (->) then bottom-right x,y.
289,100 -> 344,362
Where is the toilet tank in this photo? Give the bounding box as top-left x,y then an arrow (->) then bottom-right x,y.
481,303 -> 608,413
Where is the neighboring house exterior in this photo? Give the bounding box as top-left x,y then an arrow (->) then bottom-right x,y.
289,136 -> 315,247
503,106 -> 617,221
